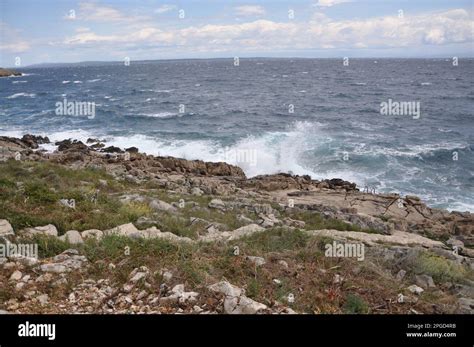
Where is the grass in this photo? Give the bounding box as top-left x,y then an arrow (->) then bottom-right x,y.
288,210 -> 380,233
343,294 -> 370,314
0,160 -> 152,233
414,252 -> 472,284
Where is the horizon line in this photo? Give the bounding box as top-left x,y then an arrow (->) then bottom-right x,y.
6,55 -> 474,69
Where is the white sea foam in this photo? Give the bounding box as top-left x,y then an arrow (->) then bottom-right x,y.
136,112 -> 180,119
6,93 -> 36,99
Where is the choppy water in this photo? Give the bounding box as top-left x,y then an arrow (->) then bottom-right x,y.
1,58 -> 473,211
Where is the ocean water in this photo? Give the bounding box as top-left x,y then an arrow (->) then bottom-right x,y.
1,58 -> 473,211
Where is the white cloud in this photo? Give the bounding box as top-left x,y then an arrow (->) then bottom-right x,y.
315,0 -> 352,7
155,5 -> 177,14
72,2 -> 149,23
0,22 -> 30,53
234,5 -> 266,16
61,8 -> 473,55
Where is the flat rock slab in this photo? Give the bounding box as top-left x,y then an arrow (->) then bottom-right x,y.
305,229 -> 444,248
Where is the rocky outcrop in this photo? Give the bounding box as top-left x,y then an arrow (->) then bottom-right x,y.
0,68 -> 22,77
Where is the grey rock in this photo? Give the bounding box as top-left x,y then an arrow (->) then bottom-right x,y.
395,269 -> 407,281
246,256 -> 266,267
407,284 -> 424,295
59,230 -> 84,245
9,270 -> 22,281
415,274 -> 436,289
0,219 -> 14,237
149,199 -> 178,213
20,224 -> 58,237
208,199 -> 226,211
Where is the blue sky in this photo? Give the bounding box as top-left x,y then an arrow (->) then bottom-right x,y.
1,0 -> 473,66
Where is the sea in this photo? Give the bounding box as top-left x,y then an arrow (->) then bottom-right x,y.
1,58 -> 473,211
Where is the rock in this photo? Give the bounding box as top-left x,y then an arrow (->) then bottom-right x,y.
190,187 -> 204,196
258,213 -> 281,228
457,298 -> 474,314
106,223 -> 139,237
0,219 -> 14,237
333,274 -> 344,284
20,134 -> 49,149
39,249 -> 87,273
246,256 -> 266,267
395,269 -> 406,281
0,68 -> 22,77
160,284 -> 199,306
407,285 -> 424,295
159,269 -> 173,282
208,281 -> 267,314
209,199 -> 226,211
10,255 -> 38,266
415,274 -> 435,289
278,260 -> 289,269
228,224 -> 265,240
81,229 -> 103,240
9,270 -> 22,281
446,237 -> 464,249
20,224 -> 58,237
37,294 -> 49,305
40,263 -> 68,273
59,230 -> 84,244
129,271 -> 148,284
98,179 -> 108,187
149,199 -> 178,213
102,146 -> 123,153
125,147 -> 139,153
237,215 -> 254,225
56,139 -> 89,153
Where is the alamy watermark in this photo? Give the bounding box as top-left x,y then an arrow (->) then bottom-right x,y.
325,241 -> 365,261
222,147 -> 257,167
0,241 -> 38,259
380,99 -> 420,119
55,98 -> 95,119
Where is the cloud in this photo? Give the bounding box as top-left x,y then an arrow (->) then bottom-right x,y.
0,22 -> 31,53
234,5 -> 266,16
315,0 -> 352,7
155,5 -> 177,14
71,2 -> 149,23
59,8 -> 473,56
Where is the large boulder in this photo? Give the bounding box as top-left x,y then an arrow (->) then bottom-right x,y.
59,230 -> 84,245
20,224 -> 58,237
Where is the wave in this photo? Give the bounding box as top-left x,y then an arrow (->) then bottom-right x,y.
12,80 -> 28,84
135,112 -> 181,119
1,121 -> 472,212
6,93 -> 36,99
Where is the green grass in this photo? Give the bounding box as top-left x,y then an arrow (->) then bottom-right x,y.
288,210 -> 379,233
414,252 -> 471,283
343,294 -> 369,314
0,161 -> 153,233
231,228 -> 309,254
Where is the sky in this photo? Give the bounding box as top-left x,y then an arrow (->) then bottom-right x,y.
1,0 -> 473,66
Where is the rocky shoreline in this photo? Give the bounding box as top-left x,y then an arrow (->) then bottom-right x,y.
0,134 -> 473,314
0,68 -> 22,77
